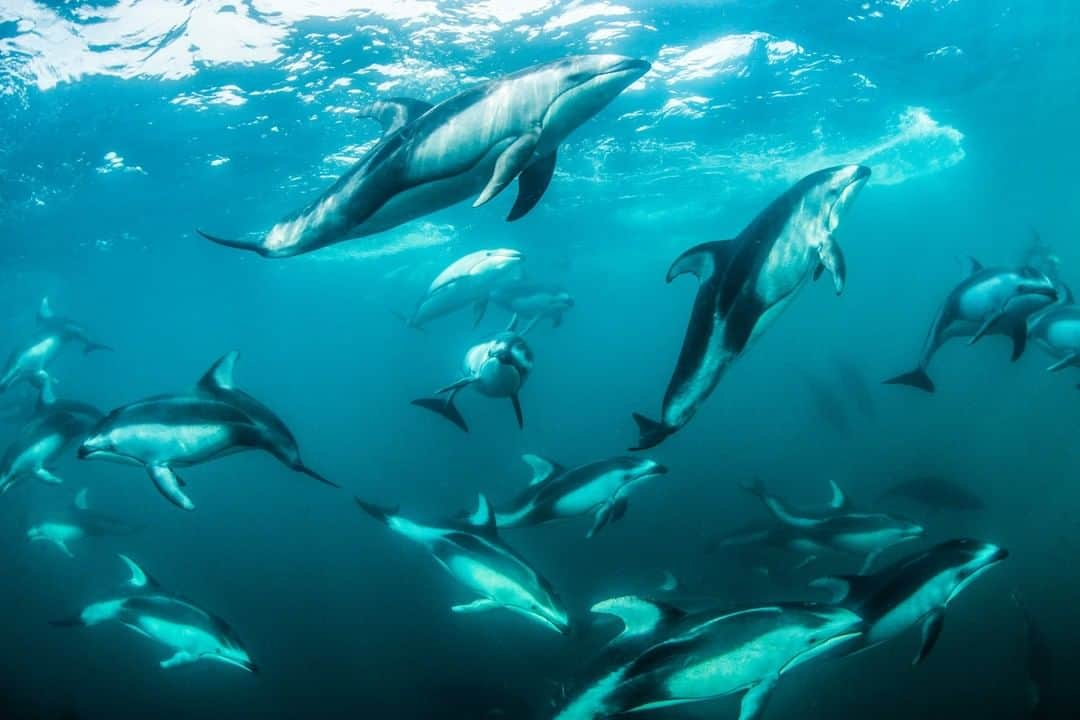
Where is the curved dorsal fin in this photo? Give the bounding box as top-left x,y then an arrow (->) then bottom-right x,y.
826,480 -> 852,512
38,297 -> 54,324
466,494 -> 496,534
666,240 -> 734,283
36,377 -> 56,412
197,351 -> 239,394
591,595 -> 686,644
118,554 -> 160,590
359,97 -> 433,136
522,454 -> 563,485
960,256 -> 984,277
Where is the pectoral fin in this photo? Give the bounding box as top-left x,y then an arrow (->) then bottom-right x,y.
160,651 -> 197,669
472,299 -> 488,327
507,150 -> 557,221
737,675 -> 779,720
474,131 -> 541,208
969,310 -> 1006,345
452,599 -> 499,614
1047,353 -> 1079,372
818,237 -> 846,294
34,467 -> 63,485
609,497 -> 628,523
588,503 -> 615,538
913,609 -> 945,665
147,465 -> 194,511
511,394 -> 524,429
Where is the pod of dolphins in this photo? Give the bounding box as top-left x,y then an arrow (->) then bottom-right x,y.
1,54 -> 1068,717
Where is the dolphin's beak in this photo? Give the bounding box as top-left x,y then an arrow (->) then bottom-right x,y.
992,546 -> 1010,563
609,58 -> 651,77
77,444 -> 94,460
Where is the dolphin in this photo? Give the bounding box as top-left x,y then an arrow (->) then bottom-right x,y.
0,379 -> 102,494
1026,303 -> 1080,374
877,475 -> 984,511
412,318 -> 534,432
51,554 -> 257,673
833,356 -> 876,419
811,538 -> 1008,665
489,282 -> 575,328
198,56 -> 650,258
802,373 -> 848,432
401,249 -> 525,329
1013,592 -> 1053,719
554,596 -> 864,720
0,298 -> 111,392
704,480 -> 852,559
77,353 -> 337,510
744,478 -> 924,573
494,454 -> 668,537
884,259 -> 1058,392
354,494 -> 571,635
631,165 -> 871,449
27,488 -> 142,558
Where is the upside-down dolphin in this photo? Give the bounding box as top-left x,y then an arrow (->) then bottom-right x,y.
554,596 -> 864,720
0,379 -> 102,494
77,353 -> 336,510
198,56 -> 650,258
52,554 -> 257,673
494,454 -> 668,537
355,494 -> 571,635
811,538 -> 1008,665
631,165 -> 871,449
884,259 -> 1058,392
27,488 -> 142,558
0,298 -> 110,392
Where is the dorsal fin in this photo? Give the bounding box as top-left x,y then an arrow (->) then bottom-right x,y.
466,494 -> 497,533
809,574 -> 868,606
666,240 -> 734,283
522,454 -> 563,485
197,351 -> 238,394
73,488 -> 89,511
359,97 -> 433,136
591,596 -> 686,644
826,480 -> 851,512
36,377 -> 56,412
38,297 -> 54,324
118,554 -> 160,590
960,256 -> 984,277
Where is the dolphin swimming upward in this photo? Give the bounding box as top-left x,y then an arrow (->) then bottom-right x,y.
199,55 -> 650,258
631,165 -> 871,449
52,554 -> 257,673
0,298 -> 111,392
884,259 -> 1058,392
78,352 -> 337,510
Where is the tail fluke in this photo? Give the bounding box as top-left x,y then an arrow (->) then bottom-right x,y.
354,497 -> 399,525
883,368 -> 935,393
411,396 -> 468,432
629,413 -> 673,451
197,229 -> 264,255
83,341 -> 112,354
388,308 -> 425,333
294,463 -> 341,488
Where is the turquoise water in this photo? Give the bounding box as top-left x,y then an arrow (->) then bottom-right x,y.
0,1 -> 1077,718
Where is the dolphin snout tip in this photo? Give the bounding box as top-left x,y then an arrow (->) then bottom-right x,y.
994,546 -> 1010,562
853,165 -> 872,181
76,444 -> 91,460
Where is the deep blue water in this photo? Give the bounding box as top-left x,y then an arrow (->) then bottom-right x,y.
1,1 -> 1078,718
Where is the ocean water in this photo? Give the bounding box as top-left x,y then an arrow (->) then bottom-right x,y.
0,1 -> 1078,718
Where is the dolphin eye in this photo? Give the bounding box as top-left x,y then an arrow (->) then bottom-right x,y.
807,636 -> 818,645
